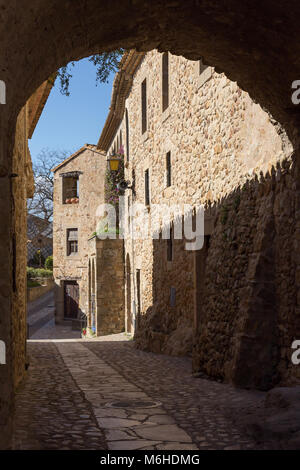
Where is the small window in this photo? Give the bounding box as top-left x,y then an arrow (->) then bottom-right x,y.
132,169 -> 136,201
125,109 -> 130,161
162,52 -> 169,112
67,228 -> 78,256
145,169 -> 150,206
127,195 -> 131,231
166,151 -> 171,187
62,174 -> 79,204
12,233 -> 16,292
167,225 -> 173,262
199,57 -> 208,75
119,130 -> 123,150
141,79 -> 147,134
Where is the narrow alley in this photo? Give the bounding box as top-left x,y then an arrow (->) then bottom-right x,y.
12,293 -> 268,451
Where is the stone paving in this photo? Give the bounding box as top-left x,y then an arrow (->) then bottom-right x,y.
27,290 -> 56,337
12,319 -> 269,450
12,341 -> 106,450
84,339 -> 267,450
57,341 -> 197,450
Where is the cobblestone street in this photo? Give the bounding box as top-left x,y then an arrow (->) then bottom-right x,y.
11,307 -> 271,450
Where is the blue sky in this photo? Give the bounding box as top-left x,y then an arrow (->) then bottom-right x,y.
28,58 -> 114,164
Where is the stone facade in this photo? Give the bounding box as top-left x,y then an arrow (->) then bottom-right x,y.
0,80 -> 52,448
88,237 -> 125,336
2,0 -> 300,449
98,49 -> 299,390
12,105 -> 35,393
53,145 -> 107,325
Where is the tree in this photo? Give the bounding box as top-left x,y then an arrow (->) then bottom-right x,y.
57,50 -> 123,96
28,148 -> 70,221
45,255 -> 53,271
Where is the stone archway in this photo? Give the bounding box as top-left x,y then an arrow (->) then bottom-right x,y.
2,0 -> 300,448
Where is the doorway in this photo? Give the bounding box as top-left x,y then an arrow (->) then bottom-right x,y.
64,281 -> 79,320
194,235 -> 210,332
126,255 -> 132,332
136,269 -> 141,330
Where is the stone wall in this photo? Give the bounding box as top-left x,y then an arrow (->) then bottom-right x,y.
12,105 -> 34,391
53,145 -> 107,323
0,102 -> 35,449
27,279 -> 54,303
117,50 -> 297,388
193,157 -> 300,389
88,237 -> 125,336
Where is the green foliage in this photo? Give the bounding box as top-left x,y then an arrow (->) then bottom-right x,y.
27,279 -> 41,288
45,255 -> 53,270
57,50 -> 124,96
97,226 -> 120,235
27,267 -> 53,279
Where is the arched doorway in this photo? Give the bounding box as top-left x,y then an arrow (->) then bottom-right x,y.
2,0 -> 300,447
126,254 -> 132,333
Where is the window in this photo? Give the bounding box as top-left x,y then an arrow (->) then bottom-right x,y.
162,52 -> 169,112
141,78 -> 147,134
119,130 -> 123,150
166,151 -> 171,187
199,57 -> 208,75
62,173 -> 79,204
132,169 -> 136,201
127,195 -> 131,231
67,228 -> 78,255
167,225 -> 173,262
12,233 -> 16,292
136,269 -> 141,327
125,108 -> 130,161
145,169 -> 150,206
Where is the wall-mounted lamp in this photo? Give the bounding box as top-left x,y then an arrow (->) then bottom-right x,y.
107,154 -> 122,172
117,180 -> 134,192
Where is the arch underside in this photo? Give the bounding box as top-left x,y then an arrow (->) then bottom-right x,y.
0,0 -> 300,146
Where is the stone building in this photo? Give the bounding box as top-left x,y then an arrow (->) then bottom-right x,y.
2,0 -> 300,450
98,49 -> 298,391
52,142 -> 125,335
52,144 -> 106,325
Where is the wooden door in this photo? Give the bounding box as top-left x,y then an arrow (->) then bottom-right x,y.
64,281 -> 79,319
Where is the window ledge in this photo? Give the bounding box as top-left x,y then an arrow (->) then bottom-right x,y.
141,130 -> 149,143
197,67 -> 212,88
161,107 -> 170,124
167,261 -> 173,270
163,185 -> 173,198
